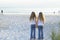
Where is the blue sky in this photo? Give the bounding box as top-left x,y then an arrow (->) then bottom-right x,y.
0,0 -> 60,15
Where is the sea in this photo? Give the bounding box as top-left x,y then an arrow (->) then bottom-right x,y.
0,14 -> 60,40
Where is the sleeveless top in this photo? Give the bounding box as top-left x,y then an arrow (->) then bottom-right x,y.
38,19 -> 44,26
30,19 -> 36,25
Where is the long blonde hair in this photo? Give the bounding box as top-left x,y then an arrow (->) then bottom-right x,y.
38,12 -> 44,22
30,12 -> 36,21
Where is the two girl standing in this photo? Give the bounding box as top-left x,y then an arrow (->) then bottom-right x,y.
30,12 -> 45,40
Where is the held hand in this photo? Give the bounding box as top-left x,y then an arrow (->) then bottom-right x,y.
35,24 -> 38,28
35,17 -> 38,28
36,26 -> 38,28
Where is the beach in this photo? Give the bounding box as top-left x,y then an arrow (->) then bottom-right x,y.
0,14 -> 60,40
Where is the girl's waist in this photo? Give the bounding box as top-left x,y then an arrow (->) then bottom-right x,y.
38,23 -> 44,26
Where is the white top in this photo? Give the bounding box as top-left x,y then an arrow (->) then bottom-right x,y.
38,19 -> 44,26
30,19 -> 36,25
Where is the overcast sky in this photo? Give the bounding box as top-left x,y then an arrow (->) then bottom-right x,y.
0,0 -> 60,8
0,0 -> 60,15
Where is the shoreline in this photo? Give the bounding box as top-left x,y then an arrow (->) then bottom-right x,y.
0,13 -> 60,16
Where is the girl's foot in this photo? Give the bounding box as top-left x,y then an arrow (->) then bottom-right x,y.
40,39 -> 43,40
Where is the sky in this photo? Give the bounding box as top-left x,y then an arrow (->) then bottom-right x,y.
0,0 -> 60,15
0,0 -> 60,8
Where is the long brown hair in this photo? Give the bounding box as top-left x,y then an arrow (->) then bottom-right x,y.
38,12 -> 44,22
30,12 -> 36,21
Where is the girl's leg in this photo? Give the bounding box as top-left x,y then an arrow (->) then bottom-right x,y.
38,26 -> 41,39
33,25 -> 36,39
30,25 -> 33,39
40,26 -> 43,39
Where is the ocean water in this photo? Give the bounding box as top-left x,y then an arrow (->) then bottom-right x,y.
0,14 -> 60,40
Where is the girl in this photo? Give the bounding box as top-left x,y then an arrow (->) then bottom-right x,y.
37,12 -> 45,40
30,12 -> 37,40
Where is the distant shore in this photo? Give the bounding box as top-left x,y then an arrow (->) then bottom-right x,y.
0,13 -> 60,16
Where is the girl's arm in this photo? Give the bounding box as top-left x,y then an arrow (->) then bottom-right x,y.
35,17 -> 38,28
43,14 -> 45,24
